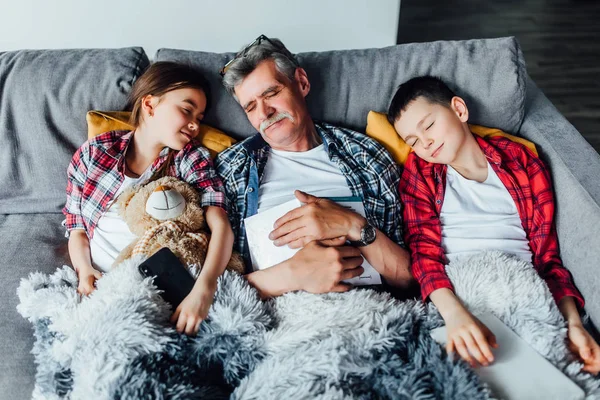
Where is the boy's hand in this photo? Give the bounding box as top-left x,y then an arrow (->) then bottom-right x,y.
567,323 -> 600,374
445,306 -> 498,367
170,278 -> 217,336
77,267 -> 102,295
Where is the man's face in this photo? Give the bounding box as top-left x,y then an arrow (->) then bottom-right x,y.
393,96 -> 469,164
233,59 -> 311,150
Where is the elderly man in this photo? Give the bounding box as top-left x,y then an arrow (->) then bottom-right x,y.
215,35 -> 413,298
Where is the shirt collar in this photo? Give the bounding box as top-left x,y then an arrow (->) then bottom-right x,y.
103,130 -> 170,174
103,131 -> 133,160
475,134 -> 502,165
427,133 -> 502,179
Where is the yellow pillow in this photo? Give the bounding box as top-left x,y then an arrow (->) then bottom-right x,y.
86,111 -> 237,159
365,111 -> 537,165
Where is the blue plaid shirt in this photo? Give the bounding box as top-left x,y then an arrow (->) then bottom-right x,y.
215,122 -> 403,269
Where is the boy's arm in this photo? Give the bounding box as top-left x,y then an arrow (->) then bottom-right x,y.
559,296 -> 600,374
399,154 -> 452,300
430,288 -> 497,366
524,149 -> 585,309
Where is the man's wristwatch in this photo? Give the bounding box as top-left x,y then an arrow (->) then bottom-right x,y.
348,223 -> 377,247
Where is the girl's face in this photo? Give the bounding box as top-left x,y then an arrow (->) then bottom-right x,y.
142,87 -> 207,151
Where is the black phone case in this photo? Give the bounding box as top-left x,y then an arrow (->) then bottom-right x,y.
138,247 -> 195,307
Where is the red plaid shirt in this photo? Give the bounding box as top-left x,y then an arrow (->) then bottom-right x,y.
63,130 -> 226,239
400,135 -> 584,309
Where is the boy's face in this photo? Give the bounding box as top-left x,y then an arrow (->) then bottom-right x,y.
393,96 -> 470,164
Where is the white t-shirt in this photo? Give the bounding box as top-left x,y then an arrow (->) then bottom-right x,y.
258,144 -> 353,213
440,162 -> 532,263
89,168 -> 153,272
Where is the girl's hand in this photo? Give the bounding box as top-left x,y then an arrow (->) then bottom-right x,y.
77,266 -> 102,295
170,278 -> 217,336
568,323 -> 600,374
445,306 -> 498,367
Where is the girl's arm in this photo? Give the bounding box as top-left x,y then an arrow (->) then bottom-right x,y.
197,206 -> 234,284
64,142 -> 102,294
171,206 -> 234,335
68,229 -> 102,295
68,230 -> 93,272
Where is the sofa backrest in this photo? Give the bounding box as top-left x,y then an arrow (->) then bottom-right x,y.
156,36 -> 527,140
0,48 -> 149,214
0,38 -> 527,215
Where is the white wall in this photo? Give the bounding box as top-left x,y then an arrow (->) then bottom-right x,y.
0,0 -> 401,57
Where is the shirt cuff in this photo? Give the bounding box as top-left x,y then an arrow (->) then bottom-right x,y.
200,191 -> 227,211
547,282 -> 585,310
62,215 -> 85,237
418,273 -> 455,301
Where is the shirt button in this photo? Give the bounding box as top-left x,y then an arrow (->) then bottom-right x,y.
436,199 -> 441,204
248,187 -> 254,193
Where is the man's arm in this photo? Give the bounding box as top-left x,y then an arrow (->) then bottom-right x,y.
244,239 -> 365,298
353,225 -> 412,288
269,191 -> 413,288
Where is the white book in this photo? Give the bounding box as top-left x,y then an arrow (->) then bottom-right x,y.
430,312 -> 585,400
244,197 -> 382,286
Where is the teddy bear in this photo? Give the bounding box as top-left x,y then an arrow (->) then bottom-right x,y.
112,176 -> 245,275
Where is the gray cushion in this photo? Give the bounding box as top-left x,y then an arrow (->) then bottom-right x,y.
0,48 -> 149,214
0,213 -> 70,399
156,36 -> 526,139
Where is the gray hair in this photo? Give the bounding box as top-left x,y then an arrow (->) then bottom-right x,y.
222,37 -> 300,98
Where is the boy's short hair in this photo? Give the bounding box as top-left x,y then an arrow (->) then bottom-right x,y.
387,76 -> 457,125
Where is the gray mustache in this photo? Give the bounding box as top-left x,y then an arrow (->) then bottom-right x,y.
259,112 -> 294,134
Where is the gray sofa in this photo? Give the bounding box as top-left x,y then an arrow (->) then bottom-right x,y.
1,37 -> 598,398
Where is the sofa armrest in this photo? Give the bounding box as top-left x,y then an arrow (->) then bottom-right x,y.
519,76 -> 600,327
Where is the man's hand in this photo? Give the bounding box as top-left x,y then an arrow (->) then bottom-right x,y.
77,266 -> 103,296
170,277 -> 217,336
286,239 -> 365,293
270,190 -> 366,248
567,323 -> 600,374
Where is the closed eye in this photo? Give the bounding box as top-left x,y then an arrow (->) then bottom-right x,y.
265,89 -> 281,98
426,121 -> 434,130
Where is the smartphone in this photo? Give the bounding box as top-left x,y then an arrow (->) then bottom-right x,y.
138,247 -> 196,307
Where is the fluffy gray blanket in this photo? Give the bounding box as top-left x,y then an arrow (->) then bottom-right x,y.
17,251 -> 599,399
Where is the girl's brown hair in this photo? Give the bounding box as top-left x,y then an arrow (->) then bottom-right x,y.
127,61 -> 212,127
